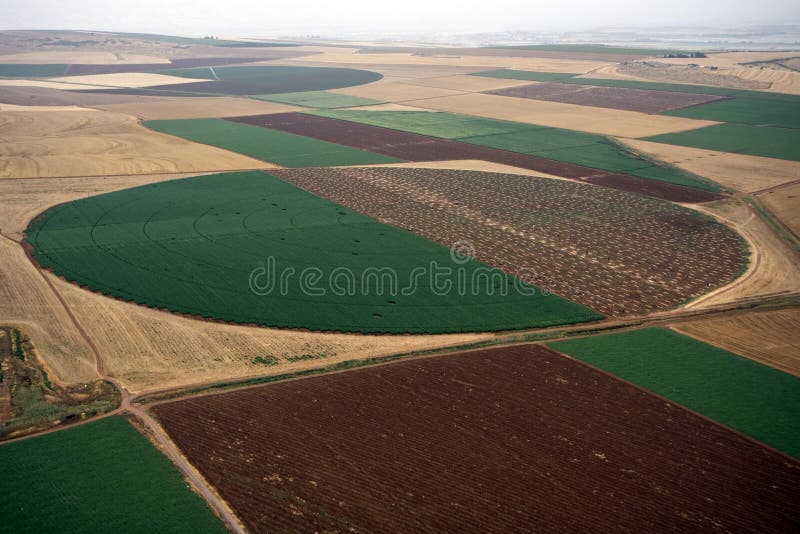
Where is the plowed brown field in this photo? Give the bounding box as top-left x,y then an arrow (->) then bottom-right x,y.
152,344 -> 800,533
270,167 -> 747,316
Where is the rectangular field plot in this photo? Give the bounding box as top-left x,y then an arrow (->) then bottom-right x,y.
252,90 -> 384,109
487,82 -> 728,113
311,109 -> 720,191
663,96 -> 800,129
0,416 -> 224,532
144,118 -> 401,167
151,344 -> 800,533
644,123 -> 800,162
549,327 -> 800,457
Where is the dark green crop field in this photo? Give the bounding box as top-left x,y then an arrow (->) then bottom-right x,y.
644,123 -> 800,161
549,328 -> 800,458
0,64 -> 69,77
312,110 -> 719,191
26,171 -> 600,333
0,416 -> 224,533
145,118 -> 401,167
252,90 -> 384,109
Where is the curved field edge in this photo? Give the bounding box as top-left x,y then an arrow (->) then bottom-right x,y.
23,171 -> 601,334
0,416 -> 225,533
548,327 -> 800,458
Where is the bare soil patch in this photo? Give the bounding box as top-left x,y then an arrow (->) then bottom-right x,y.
152,344 -> 800,533
758,182 -> 800,238
487,82 -> 728,113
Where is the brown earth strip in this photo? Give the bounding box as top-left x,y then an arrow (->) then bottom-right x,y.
151,344 -> 800,533
270,167 -> 746,316
228,113 -> 722,203
0,85 -> 191,106
486,82 -> 729,113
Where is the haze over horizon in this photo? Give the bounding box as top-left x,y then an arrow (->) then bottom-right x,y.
1,0 -> 798,37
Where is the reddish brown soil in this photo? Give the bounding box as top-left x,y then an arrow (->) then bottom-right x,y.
229,113 -> 723,203
270,167 -> 747,316
152,344 -> 800,533
487,82 -> 729,113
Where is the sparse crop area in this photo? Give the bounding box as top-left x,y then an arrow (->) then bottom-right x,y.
549,328 -> 800,457
151,344 -> 800,533
251,90 -> 384,108
26,170 -> 599,333
0,416 -> 225,532
272,167 -> 747,316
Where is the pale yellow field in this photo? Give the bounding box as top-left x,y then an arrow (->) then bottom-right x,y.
0,173 -> 491,393
0,79 -> 114,91
0,51 -> 170,64
295,49 -> 612,73
401,92 -> 718,137
0,103 -> 95,112
48,72 -> 211,88
758,182 -> 800,238
402,74 -> 534,92
619,138 -> 800,193
332,81 -> 465,102
0,108 -> 271,178
727,67 -> 800,95
659,51 -> 800,69
674,308 -> 800,376
347,159 -> 569,180
95,97 -> 303,120
685,199 -> 800,309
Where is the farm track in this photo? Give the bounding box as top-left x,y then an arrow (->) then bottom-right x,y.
228,112 -> 723,203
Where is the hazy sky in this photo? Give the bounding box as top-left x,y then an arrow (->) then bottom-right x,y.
1,0 -> 798,36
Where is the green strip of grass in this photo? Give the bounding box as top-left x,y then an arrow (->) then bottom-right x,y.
311,109 -> 720,191
252,90 -> 385,109
27,171 -> 601,334
145,118 -> 401,167
0,416 -> 225,532
644,123 -> 800,162
549,327 -> 800,458
0,64 -> 69,77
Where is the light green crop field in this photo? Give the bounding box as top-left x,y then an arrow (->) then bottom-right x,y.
26,171 -> 601,333
0,416 -> 225,532
0,64 -> 69,77
549,328 -> 800,458
252,90 -> 385,109
644,123 -> 800,162
145,118 -> 401,167
311,110 -> 719,191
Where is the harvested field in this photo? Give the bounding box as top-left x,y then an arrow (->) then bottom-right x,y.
0,108 -> 270,178
758,182 -> 800,238
152,344 -> 800,533
400,92 -> 718,137
358,45 -> 653,62
0,79 -> 112,91
549,328 -> 800,457
674,308 -> 800,376
618,61 -> 771,90
645,123 -> 800,162
96,97 -> 302,120
60,56 -> 274,76
486,82 -> 728,113
1,173 -> 490,392
402,74 -> 533,92
619,138 -> 800,193
28,171 -> 599,334
0,51 -> 170,64
231,112 -> 723,202
350,159 -> 568,180
271,167 -> 747,316
331,81 -> 465,102
47,72 -> 212,88
0,85 -> 189,107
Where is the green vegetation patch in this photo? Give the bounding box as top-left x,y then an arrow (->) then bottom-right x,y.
311,109 -> 719,191
252,90 -> 385,109
0,416 -> 225,532
549,328 -> 800,458
145,118 -> 400,167
644,123 -> 800,162
0,64 -> 69,77
26,171 -> 600,333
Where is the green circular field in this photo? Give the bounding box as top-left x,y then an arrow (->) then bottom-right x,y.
25,171 -> 601,334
